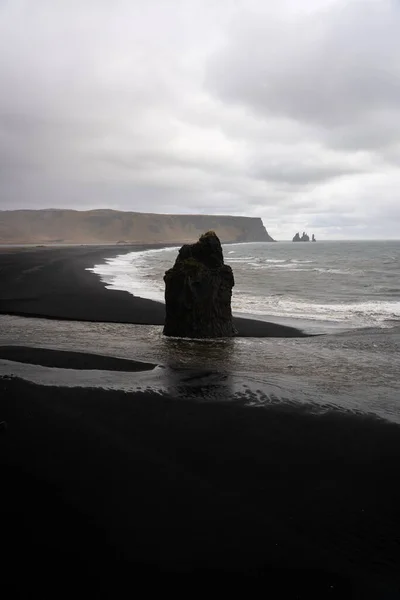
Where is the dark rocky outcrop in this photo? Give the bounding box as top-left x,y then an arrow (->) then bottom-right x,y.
293,231 -> 310,242
312,234 -> 316,242
163,231 -> 237,338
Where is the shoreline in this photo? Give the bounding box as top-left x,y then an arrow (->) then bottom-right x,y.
0,244 -> 309,337
1,245 -> 400,592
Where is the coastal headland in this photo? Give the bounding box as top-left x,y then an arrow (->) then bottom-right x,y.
0,209 -> 274,244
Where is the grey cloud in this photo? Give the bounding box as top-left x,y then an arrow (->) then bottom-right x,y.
250,163 -> 359,185
0,0 -> 399,239
308,213 -> 363,228
207,1 -> 400,149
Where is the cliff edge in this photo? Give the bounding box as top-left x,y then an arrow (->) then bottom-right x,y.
0,209 -> 274,245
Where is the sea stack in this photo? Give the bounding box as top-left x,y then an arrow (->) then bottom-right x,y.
163,231 -> 237,338
293,231 -> 310,242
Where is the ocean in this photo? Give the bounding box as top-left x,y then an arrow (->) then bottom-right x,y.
1,240 -> 399,423
91,240 -> 400,333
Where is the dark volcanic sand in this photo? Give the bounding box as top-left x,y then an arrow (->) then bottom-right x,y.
2,245 -> 400,595
0,245 -> 307,337
1,375 -> 400,596
0,345 -> 156,371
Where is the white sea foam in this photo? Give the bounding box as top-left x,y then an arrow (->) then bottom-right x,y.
89,241 -> 400,329
231,293 -> 400,326
311,267 -> 363,275
265,259 -> 287,263
88,247 -> 177,303
291,259 -> 314,264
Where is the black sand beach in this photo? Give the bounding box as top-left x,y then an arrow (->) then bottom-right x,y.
1,246 -> 400,596
0,245 -> 308,337
2,375 -> 400,596
0,345 -> 156,371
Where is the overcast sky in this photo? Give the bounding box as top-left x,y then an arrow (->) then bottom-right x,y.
1,0 -> 399,239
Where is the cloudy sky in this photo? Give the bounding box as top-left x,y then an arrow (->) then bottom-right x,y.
1,0 -> 399,239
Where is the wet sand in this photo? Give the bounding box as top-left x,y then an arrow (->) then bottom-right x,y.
0,245 -> 308,337
1,374 -> 400,595
0,345 -> 156,371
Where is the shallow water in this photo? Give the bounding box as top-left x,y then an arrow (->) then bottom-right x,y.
1,315 -> 399,424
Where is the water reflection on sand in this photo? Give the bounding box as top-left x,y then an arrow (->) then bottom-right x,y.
1,315 -> 400,424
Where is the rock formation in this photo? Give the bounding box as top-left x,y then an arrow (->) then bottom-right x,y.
312,234 -> 316,242
163,231 -> 237,338
293,231 -> 310,242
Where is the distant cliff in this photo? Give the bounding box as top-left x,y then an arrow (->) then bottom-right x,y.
0,210 -> 274,245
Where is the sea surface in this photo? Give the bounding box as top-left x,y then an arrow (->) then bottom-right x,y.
1,241 -> 400,423
90,240 -> 400,332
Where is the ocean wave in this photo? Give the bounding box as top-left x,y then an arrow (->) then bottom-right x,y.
268,263 -> 305,269
89,249 -> 167,302
228,256 -> 255,262
290,259 -> 314,264
265,259 -> 287,263
311,267 -> 362,275
232,294 -> 400,326
89,242 -> 400,330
